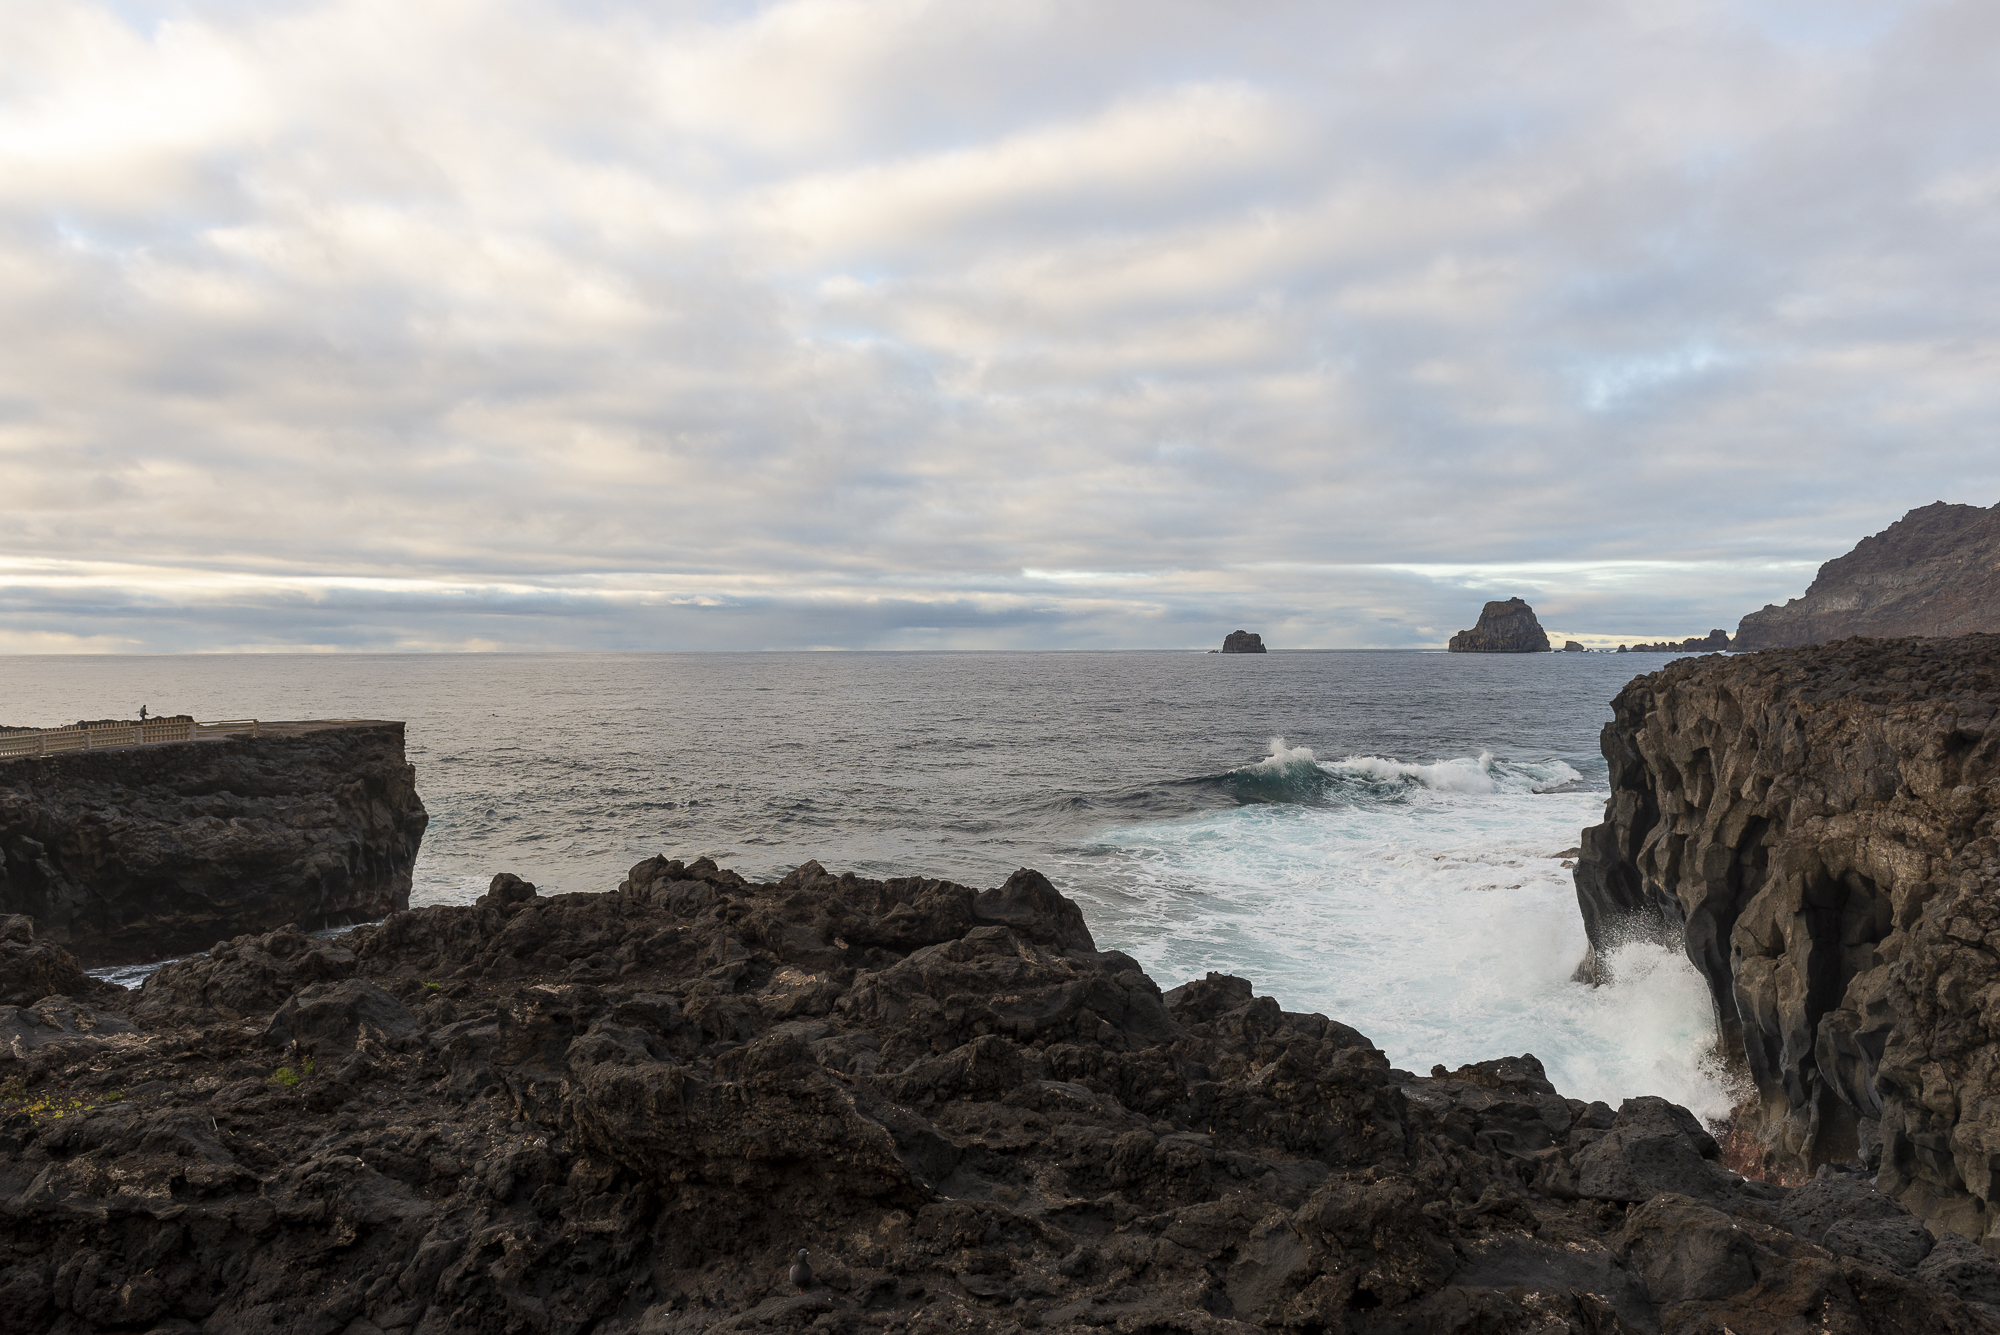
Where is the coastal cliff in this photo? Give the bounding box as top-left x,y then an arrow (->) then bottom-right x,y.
6,859 -> 1998,1333
1735,501 -> 2000,649
1574,636 -> 2000,1247
0,722 -> 428,965
1447,598 -> 1551,653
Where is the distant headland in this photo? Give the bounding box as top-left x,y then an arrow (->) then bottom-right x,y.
1734,500 -> 2000,648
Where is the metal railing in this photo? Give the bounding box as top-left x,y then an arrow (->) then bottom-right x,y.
0,718 -> 261,760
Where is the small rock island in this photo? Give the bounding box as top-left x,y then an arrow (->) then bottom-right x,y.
1220,630 -> 1267,653
1446,597 -> 1552,653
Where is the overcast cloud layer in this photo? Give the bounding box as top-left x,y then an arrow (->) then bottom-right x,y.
2,0 -> 1996,651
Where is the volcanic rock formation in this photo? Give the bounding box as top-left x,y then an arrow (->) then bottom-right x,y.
1622,631 -> 1733,654
1447,598 -> 1552,653
1574,635 -> 2000,1249
0,722 -> 428,965
1735,501 -> 2000,650
1221,630 -> 1267,653
6,858 -> 1998,1333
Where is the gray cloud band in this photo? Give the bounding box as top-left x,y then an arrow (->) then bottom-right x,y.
2,1 -> 1995,650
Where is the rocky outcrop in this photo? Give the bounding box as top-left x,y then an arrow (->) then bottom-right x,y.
1221,630 -> 1267,653
1447,598 -> 1551,653
6,859 -> 1997,1333
1735,501 -> 2000,650
1620,631 -> 1733,654
0,722 -> 428,966
1574,635 -> 2000,1249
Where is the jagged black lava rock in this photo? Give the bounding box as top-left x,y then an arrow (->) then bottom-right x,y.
3,860 -> 1996,1333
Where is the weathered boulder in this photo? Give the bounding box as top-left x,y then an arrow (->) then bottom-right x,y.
1574,634 -> 2000,1248
1736,500 -> 2000,649
0,914 -> 106,1007
132,922 -> 358,1026
1,997 -> 137,1062
1447,597 -> 1552,652
1221,629 -> 1267,653
266,979 -> 420,1056
0,722 -> 428,965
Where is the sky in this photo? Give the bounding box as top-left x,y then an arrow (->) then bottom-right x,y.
1,0 -> 1996,652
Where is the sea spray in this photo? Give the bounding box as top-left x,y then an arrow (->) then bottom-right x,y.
1069,740 -> 1744,1127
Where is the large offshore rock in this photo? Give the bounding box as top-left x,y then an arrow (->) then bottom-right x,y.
1447,597 -> 1552,652
3,856 -> 1994,1333
0,722 -> 427,965
1574,634 -> 2000,1247
1735,500 -> 2000,649
1220,629 -> 1267,653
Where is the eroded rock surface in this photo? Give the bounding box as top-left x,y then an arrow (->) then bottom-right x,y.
1221,631 -> 1267,653
1734,501 -> 2000,650
1574,634 -> 2000,1249
5,858 -> 1994,1333
0,722 -> 427,965
1447,598 -> 1552,653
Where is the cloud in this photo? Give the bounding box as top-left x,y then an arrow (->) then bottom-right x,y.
1,0 -> 1996,651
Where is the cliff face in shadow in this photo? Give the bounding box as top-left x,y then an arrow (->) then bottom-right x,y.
1574,636 -> 2000,1247
0,722 -> 427,965
1735,502 -> 2000,650
6,860 -> 1999,1334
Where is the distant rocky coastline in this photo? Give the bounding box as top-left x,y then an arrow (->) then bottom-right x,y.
1446,597 -> 1551,653
1575,634 -> 2000,1253
0,721 -> 428,965
1736,501 -> 2000,649
7,858 -> 1999,1333
1615,630 -> 1732,654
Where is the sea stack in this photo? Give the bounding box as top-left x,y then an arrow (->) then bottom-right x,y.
1220,630 -> 1267,653
1735,500 -> 2000,649
1446,598 -> 1551,653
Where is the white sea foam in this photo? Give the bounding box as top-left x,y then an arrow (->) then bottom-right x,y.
1071,751 -> 1745,1126
1242,736 -> 1322,775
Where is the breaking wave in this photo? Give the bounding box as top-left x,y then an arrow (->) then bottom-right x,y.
1068,734 -> 1738,1126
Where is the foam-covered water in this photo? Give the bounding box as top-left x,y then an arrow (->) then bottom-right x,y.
0,649 -> 1739,1122
1067,738 -> 1739,1122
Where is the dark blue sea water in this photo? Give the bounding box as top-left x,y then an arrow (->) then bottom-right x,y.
0,650 -> 1738,1119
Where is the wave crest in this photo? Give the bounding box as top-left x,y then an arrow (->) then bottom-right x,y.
1332,751 -> 1581,795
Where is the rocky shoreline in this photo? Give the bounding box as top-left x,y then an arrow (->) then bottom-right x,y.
0,722 -> 428,966
1574,633 -> 2000,1252
7,856 -> 2000,1333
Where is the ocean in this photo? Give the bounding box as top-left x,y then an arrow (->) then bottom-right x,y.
0,649 -> 1741,1122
